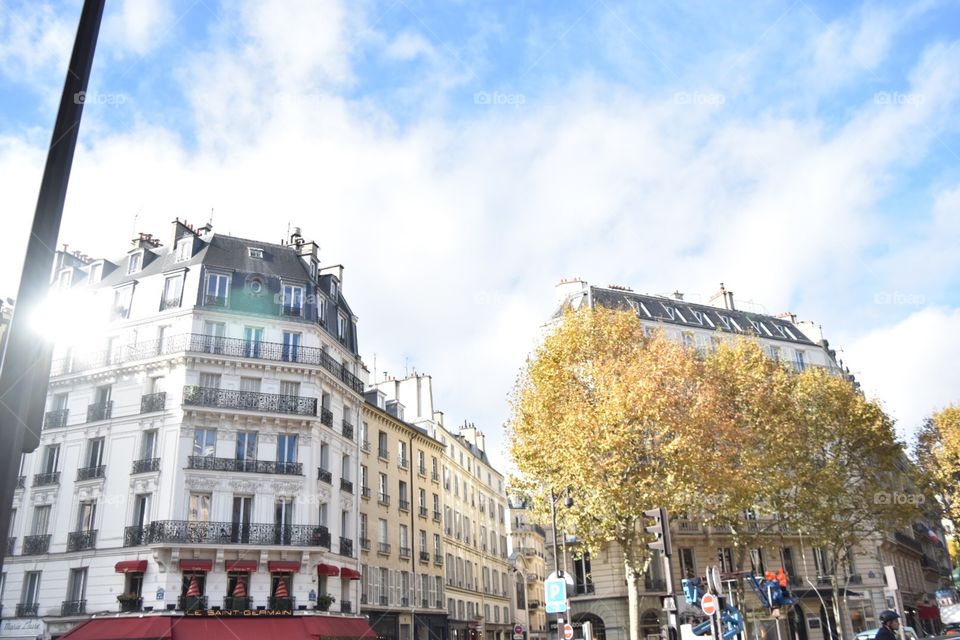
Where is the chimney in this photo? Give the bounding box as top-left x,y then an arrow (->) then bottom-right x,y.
476,431 -> 486,453
725,290 -> 735,311
673,290 -> 684,301
555,277 -> 588,304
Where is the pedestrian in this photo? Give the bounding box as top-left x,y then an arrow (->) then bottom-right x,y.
876,610 -> 901,640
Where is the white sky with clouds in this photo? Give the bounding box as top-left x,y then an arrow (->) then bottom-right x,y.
1,0 -> 959,471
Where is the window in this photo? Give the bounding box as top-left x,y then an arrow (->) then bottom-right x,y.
199,373 -> 221,388
718,547 -> 734,573
243,327 -> 263,358
88,262 -> 102,283
378,519 -> 388,545
795,350 -> 806,372
418,450 -> 426,475
205,273 -> 229,305
379,473 -> 388,501
814,547 -> 833,577
203,321 -> 225,353
274,498 -> 294,536
248,247 -> 263,259
400,525 -> 409,551
32,506 -> 51,535
240,377 -> 261,392
86,438 -> 104,469
133,494 -> 150,528
236,432 -> 257,464
318,502 -> 328,527
188,494 -> 211,522
399,481 -> 409,508
57,268 -> 72,289
398,441 -> 408,466
66,567 -> 88,608
282,285 -> 303,316
22,572 -> 41,607
277,434 -> 298,464
161,274 -> 183,308
128,252 -> 142,273
175,239 -> 192,262
113,286 -> 133,319
337,313 -> 347,340
781,547 -> 796,579
279,380 -> 300,397
360,464 -> 368,491
378,432 -> 388,459
193,429 -> 216,458
574,553 -> 593,594
359,513 -> 368,541
42,445 -> 59,474
751,548 -> 766,574
282,332 -> 301,362
676,548 -> 696,578
769,346 -> 782,361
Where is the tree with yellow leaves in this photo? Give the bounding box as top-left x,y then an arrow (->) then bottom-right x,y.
916,406 -> 960,552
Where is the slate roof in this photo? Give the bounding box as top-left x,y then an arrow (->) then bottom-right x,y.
556,285 -> 816,346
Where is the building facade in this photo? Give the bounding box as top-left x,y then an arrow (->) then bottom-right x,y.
358,392 -> 448,640
508,499 -> 548,640
541,280 -> 952,640
2,222 -> 367,637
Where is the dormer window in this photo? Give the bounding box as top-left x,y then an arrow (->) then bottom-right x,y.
337,313 -> 347,341
128,252 -> 142,274
281,285 -> 303,317
175,239 -> 192,262
88,263 -> 102,284
310,261 -> 318,281
56,269 -> 72,289
248,247 -> 264,259
330,279 -> 338,299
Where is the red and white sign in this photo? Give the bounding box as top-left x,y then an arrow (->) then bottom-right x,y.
701,593 -> 719,616
515,626 -> 524,635
564,623 -> 574,640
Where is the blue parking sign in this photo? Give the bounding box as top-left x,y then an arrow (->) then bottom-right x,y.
545,577 -> 568,613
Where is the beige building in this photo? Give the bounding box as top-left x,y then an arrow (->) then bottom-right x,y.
359,392 -> 448,640
370,374 -> 514,640
508,499 -> 548,640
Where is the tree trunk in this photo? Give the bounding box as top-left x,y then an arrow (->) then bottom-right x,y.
626,558 -> 641,640
830,574 -> 844,640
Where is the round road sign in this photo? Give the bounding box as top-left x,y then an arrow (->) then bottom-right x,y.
701,593 -> 719,616
515,626 -> 524,635
564,624 -> 574,640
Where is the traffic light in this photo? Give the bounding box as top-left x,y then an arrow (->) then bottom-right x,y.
644,507 -> 672,557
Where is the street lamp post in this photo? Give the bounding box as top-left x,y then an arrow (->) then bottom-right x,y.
549,489 -> 574,640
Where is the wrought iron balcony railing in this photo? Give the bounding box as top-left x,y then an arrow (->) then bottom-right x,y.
433,510 -> 441,521
341,601 -> 352,613
434,553 -> 443,565
16,475 -> 25,489
187,456 -> 302,476
342,421 -> 354,440
132,458 -> 160,474
223,596 -> 251,610
340,478 -> 353,493
318,468 -> 333,483
399,546 -> 411,558
50,333 -> 364,394
643,578 -> 666,592
159,296 -> 182,311
33,472 -> 60,487
140,392 -> 167,413
44,408 -> 68,429
361,441 -> 370,452
360,537 -> 370,550
61,600 -> 86,616
77,465 -> 105,481
16,603 -> 39,617
183,385 -> 317,417
22,534 -> 51,555
87,400 -> 112,422
398,457 -> 409,469
270,596 -> 296,611
378,542 -> 391,554
320,407 -> 333,426
7,537 -> 14,555
378,493 -> 390,506
399,499 -> 410,512
419,506 -> 428,518
178,595 -> 207,612
204,294 -> 228,308
420,551 -> 430,562
340,537 -> 353,557
431,471 -> 439,482
118,597 -> 143,612
123,521 -> 331,548
378,449 -> 389,461
361,486 -> 371,499
67,529 -> 97,552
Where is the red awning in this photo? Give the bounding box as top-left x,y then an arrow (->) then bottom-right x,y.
317,563 -> 340,577
60,616 -> 173,639
115,560 -> 148,573
60,615 -> 376,640
180,559 -> 214,572
919,605 -> 940,620
225,560 -> 258,572
268,560 -> 301,573
340,567 -> 362,580
303,616 -> 377,639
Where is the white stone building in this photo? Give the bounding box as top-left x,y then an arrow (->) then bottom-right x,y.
1,222 -> 367,638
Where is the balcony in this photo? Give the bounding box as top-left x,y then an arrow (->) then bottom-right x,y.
15,603 -> 39,617
67,529 -> 97,552
118,596 -> 144,612
528,601 -> 541,609
341,601 -> 352,614
398,457 -> 409,469
16,475 -> 25,489
342,421 -> 354,440
44,408 -> 68,429
123,521 -> 331,548
132,458 -> 161,474
178,595 -> 208,612
281,305 -> 303,318
203,294 -> 228,308
187,456 -> 302,476
434,553 -> 443,565
431,471 -> 439,482
361,441 -> 370,452
321,407 -> 333,427
183,385 -> 317,417
22,534 -> 51,555
419,506 -> 428,518
33,472 -> 60,486
361,486 -> 371,499
61,600 -> 86,616
77,465 -> 106,481
269,596 -> 296,612
86,400 -> 112,422
894,531 -> 924,553
378,449 -> 390,461
644,578 -> 666,592
400,546 -> 411,558
360,537 -> 370,550
433,510 -> 442,522
340,478 -> 354,493
420,551 -> 430,562
399,499 -> 410,512
223,596 -> 251,610
318,468 -> 332,483
159,296 -> 181,311
140,392 -> 167,413
340,537 -> 353,557
7,537 -> 14,555
378,542 -> 391,555
575,583 -> 596,595
378,493 -> 390,506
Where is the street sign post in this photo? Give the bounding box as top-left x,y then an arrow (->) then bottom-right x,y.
564,624 -> 574,640
545,577 -> 568,614
701,593 -> 718,617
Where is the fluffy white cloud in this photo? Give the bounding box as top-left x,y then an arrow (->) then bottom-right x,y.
101,0 -> 173,57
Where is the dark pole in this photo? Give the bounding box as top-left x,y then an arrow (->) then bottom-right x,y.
550,490 -> 563,640
0,0 -> 106,576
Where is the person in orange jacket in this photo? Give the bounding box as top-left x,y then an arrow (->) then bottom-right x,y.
777,568 -> 788,589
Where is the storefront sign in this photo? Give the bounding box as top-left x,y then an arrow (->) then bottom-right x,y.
0,618 -> 44,637
185,609 -> 295,617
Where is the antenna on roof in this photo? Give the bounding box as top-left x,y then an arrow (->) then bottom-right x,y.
131,208 -> 141,238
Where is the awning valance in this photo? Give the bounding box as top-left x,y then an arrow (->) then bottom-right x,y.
225,560 -> 258,572
317,563 -> 341,577
180,559 -> 213,572
268,560 -> 301,573
59,615 -> 377,639
340,567 -> 362,580
115,560 -> 148,573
